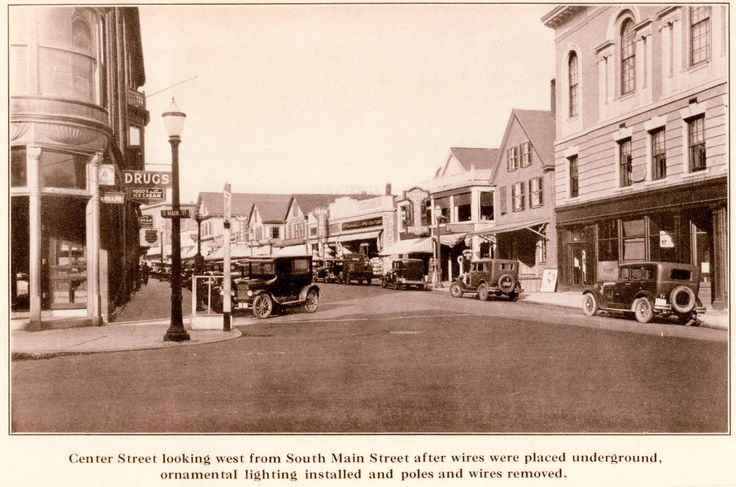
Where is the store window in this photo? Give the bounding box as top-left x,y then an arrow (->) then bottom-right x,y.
690,6 -> 711,65
453,193 -> 471,222
619,138 -> 633,187
479,191 -> 494,221
11,147 -> 27,187
40,150 -> 88,189
688,116 -> 706,172
649,214 -> 676,262
598,220 -> 619,262
651,128 -> 666,180
622,218 -> 646,261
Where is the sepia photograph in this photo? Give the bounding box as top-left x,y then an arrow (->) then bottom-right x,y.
3,1 -> 733,484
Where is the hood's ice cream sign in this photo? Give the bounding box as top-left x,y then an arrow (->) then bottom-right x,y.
122,170 -> 172,187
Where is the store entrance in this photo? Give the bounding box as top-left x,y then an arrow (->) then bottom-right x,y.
568,243 -> 592,287
688,211 -> 713,305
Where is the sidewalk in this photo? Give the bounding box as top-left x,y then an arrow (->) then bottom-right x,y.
433,286 -> 729,330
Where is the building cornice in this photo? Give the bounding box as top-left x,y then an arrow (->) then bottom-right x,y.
541,6 -> 585,29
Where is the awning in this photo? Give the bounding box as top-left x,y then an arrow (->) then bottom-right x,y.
327,230 -> 382,243
439,233 -> 466,247
205,242 -> 251,261
472,219 -> 549,239
379,237 -> 433,256
274,244 -> 309,256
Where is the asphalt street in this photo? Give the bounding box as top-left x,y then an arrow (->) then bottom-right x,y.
11,283 -> 728,433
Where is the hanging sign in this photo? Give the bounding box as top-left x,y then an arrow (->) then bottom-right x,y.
140,229 -> 159,246
137,215 -> 153,228
224,182 -> 232,222
129,187 -> 165,201
122,170 -> 172,187
98,164 -> 116,186
101,192 -> 125,204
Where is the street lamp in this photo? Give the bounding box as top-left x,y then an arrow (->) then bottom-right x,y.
162,98 -> 190,342
432,204 -> 445,288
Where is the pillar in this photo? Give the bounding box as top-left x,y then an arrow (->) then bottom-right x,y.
711,206 -> 728,309
86,152 -> 102,325
27,146 -> 42,330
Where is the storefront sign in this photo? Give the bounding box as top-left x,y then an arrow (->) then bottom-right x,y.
341,217 -> 383,231
140,229 -> 159,246
98,164 -> 116,186
659,230 -> 674,248
122,170 -> 172,187
101,192 -> 125,204
129,187 -> 165,201
138,215 -> 153,228
161,209 -> 190,219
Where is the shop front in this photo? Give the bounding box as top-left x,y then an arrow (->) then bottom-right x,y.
556,178 -> 727,308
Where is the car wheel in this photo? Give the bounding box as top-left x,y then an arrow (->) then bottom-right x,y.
498,274 -> 516,294
381,278 -> 387,288
633,297 -> 654,323
477,283 -> 489,302
670,285 -> 696,314
252,293 -> 273,319
582,293 -> 598,316
450,282 -> 463,298
508,291 -> 519,302
303,288 -> 319,313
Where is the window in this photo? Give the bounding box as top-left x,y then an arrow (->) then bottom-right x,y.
598,220 -> 619,261
11,147 -> 27,187
293,258 -> 310,274
690,6 -> 711,65
651,128 -> 666,180
568,52 -> 579,117
568,155 -> 579,198
40,150 -> 88,189
129,126 -> 141,146
479,191 -> 494,221
529,177 -> 543,208
507,146 -> 518,171
649,213 -> 676,262
270,227 -> 280,239
622,218 -> 645,261
309,226 -> 317,237
535,239 -> 547,264
453,193 -> 472,223
688,116 -> 706,171
399,204 -> 413,229
620,18 -> 636,95
434,196 -> 450,222
521,141 -> 532,167
619,138 -> 633,187
512,182 -> 525,212
499,186 -> 508,215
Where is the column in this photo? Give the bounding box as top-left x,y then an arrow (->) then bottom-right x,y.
597,54 -> 608,119
659,22 -> 672,95
711,206 -> 727,309
86,152 -> 102,325
671,17 -> 682,91
27,146 -> 42,330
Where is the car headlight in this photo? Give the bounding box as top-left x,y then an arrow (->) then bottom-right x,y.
247,290 -> 253,297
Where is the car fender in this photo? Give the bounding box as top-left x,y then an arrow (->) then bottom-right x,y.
629,291 -> 655,312
252,289 -> 277,304
299,284 -> 320,301
582,288 -> 606,308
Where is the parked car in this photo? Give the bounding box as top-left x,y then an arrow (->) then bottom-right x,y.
382,258 -> 427,290
449,258 -> 522,301
341,255 -> 374,285
213,256 -> 320,319
581,262 -> 705,325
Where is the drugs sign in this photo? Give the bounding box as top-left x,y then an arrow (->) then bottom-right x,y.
122,170 -> 172,187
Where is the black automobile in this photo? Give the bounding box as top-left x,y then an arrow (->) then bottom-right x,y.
214,256 -> 320,319
382,258 -> 427,290
341,255 -> 374,285
582,262 -> 706,325
449,258 -> 522,301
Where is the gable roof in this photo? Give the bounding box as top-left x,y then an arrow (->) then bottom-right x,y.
197,192 -> 254,217
435,148 -> 498,177
491,109 -> 555,182
249,195 -> 293,223
290,194 -> 363,215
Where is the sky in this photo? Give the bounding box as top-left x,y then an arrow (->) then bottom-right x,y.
138,4 -> 556,203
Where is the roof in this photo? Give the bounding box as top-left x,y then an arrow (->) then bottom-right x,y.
197,192 -> 254,217
251,195 -> 293,223
490,109 -> 555,182
450,148 -> 499,171
290,193 -> 376,215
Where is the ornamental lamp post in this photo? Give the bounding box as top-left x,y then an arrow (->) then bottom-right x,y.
432,204 -> 445,289
162,98 -> 190,342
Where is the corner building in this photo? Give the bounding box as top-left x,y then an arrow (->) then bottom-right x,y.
543,5 -> 727,307
10,7 -> 149,327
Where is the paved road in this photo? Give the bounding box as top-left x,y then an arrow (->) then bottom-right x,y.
11,283 -> 727,433
115,278 -> 193,322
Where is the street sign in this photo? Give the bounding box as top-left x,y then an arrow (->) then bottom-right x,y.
129,187 -> 165,201
161,209 -> 190,219
101,192 -> 125,204
138,215 -> 153,228
122,170 -> 172,187
140,229 -> 159,246
98,164 -> 115,186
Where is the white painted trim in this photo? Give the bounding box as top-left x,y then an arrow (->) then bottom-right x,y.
563,145 -> 579,158
612,126 -> 633,142
643,114 -> 667,131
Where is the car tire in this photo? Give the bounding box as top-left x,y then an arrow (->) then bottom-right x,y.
252,293 -> 273,319
670,285 -> 696,314
450,282 -> 463,298
303,288 -> 319,313
477,283 -> 489,302
582,293 -> 598,317
498,274 -> 516,294
508,291 -> 519,302
633,297 -> 654,323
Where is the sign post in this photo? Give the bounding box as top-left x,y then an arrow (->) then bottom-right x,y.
222,182 -> 232,332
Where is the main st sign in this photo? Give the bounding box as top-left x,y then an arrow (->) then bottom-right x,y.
122,170 -> 172,187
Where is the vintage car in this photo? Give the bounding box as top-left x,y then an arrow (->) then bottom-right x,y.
449,258 -> 522,301
212,256 -> 320,319
341,255 -> 374,285
581,262 -> 705,325
382,258 -> 427,290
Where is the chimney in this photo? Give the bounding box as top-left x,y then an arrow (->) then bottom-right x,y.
385,183 -> 392,196
550,78 -> 556,118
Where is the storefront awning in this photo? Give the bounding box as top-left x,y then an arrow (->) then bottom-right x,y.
439,233 -> 466,247
205,243 -> 251,261
380,237 -> 433,255
274,244 -> 309,256
327,230 -> 382,243
472,219 -> 549,239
